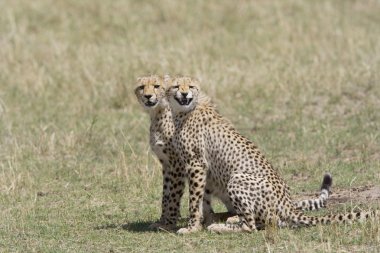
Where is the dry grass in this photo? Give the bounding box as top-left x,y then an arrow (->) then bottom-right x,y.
0,0 -> 380,252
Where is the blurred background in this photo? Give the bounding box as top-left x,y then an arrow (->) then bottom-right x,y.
0,0 -> 379,251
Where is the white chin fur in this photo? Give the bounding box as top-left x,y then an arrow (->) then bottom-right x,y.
140,97 -> 168,111
144,103 -> 158,110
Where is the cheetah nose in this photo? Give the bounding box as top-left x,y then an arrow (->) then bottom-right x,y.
181,92 -> 188,97
144,94 -> 153,99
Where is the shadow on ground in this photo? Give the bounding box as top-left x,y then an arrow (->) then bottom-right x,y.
121,221 -> 154,232
94,218 -> 188,233
94,221 -> 153,232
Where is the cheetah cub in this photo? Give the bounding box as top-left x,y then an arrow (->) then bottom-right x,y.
134,75 -> 185,230
166,77 -> 378,234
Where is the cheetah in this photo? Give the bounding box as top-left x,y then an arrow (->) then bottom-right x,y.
135,75 -> 185,229
165,76 -> 378,234
134,75 -> 332,230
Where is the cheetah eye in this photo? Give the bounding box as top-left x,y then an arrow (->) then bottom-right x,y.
138,85 -> 144,90
154,85 -> 160,89
189,85 -> 195,89
172,85 -> 179,89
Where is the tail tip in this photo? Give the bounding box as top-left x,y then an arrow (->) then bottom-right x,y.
321,173 -> 332,191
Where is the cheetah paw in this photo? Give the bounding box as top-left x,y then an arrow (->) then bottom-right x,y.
226,215 -> 240,224
207,223 -> 253,233
176,226 -> 202,234
207,223 -> 229,233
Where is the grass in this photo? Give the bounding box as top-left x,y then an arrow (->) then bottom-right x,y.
0,0 -> 380,252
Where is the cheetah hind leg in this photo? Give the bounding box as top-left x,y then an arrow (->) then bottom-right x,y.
208,178 -> 258,233
226,173 -> 333,225
209,174 -> 280,233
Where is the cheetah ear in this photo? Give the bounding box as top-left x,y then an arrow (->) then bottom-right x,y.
163,74 -> 172,86
192,78 -> 200,87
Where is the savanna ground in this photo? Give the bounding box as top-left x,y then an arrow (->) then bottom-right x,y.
1,0 -> 380,252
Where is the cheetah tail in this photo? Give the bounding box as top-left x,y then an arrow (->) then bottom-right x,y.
289,209 -> 380,227
294,173 -> 332,211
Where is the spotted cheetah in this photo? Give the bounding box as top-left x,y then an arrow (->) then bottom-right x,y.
135,75 -> 185,229
134,75 -> 332,230
166,76 -> 378,234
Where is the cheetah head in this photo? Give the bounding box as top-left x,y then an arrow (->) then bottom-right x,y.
134,75 -> 169,110
166,76 -> 200,113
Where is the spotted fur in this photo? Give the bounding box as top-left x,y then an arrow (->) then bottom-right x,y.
134,75 -> 331,230
135,75 -> 185,229
166,77 -> 378,234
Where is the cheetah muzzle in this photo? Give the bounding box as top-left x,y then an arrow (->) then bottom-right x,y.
175,96 -> 193,106
145,100 -> 158,107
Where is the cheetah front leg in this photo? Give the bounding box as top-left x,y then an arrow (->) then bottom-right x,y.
149,164 -> 185,231
149,165 -> 176,230
166,164 -> 186,225
177,164 -> 206,234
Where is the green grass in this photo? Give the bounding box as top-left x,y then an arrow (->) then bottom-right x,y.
1,0 -> 380,252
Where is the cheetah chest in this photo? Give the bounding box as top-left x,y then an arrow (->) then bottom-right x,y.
150,131 -> 170,163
